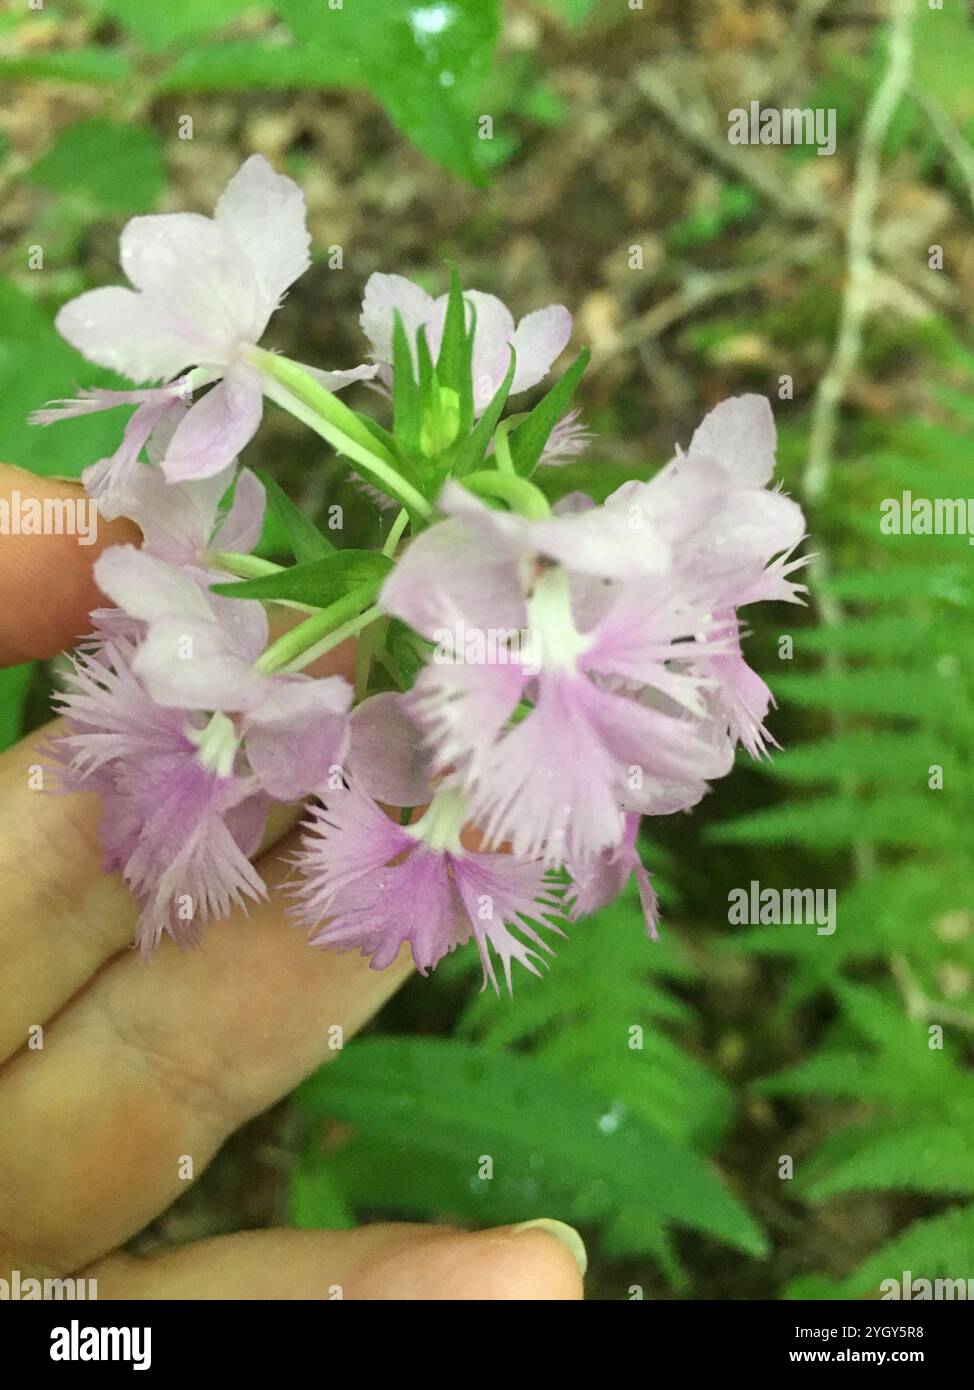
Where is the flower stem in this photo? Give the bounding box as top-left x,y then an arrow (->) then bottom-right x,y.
492,419 -> 517,475
382,507 -> 410,557
211,551 -> 284,579
256,581 -> 381,674
286,604 -> 385,674
248,348 -> 434,521
463,469 -> 551,520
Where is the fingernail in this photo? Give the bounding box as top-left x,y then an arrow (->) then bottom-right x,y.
511,1218 -> 588,1277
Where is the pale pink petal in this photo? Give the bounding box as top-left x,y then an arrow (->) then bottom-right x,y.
527,505 -> 672,580
290,781 -> 562,988
380,507 -> 527,639
296,780 -> 413,909
570,814 -> 659,940
110,464 -> 230,562
55,287 -> 206,383
134,615 -> 267,711
30,380 -> 191,426
510,304 -> 572,394
451,854 -> 564,994
244,675 -> 351,801
689,393 -> 777,484
206,589 -> 269,666
703,612 -> 778,759
539,409 -> 591,464
159,364 -> 263,482
464,672 -> 627,867
50,635 -> 269,955
348,693 -> 431,807
211,468 -> 265,554
466,291 -> 518,410
95,545 -> 213,625
132,782 -> 267,954
408,660 -> 525,775
594,688 -> 735,792
81,399 -> 176,518
360,272 -> 435,363
213,154 -> 311,312
120,213 -> 265,357
584,585 -> 716,715
225,795 -> 269,860
94,544 -> 269,701
145,397 -> 191,465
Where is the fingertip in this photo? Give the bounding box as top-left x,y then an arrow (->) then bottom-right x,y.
0,464 -> 138,665
375,1223 -> 586,1300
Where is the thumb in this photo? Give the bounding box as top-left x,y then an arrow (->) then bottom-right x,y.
86,1221 -> 587,1300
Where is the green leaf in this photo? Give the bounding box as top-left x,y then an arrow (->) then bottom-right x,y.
0,663 -> 33,752
0,50 -> 132,84
28,119 -> 165,215
157,38 -> 360,91
391,311 -> 422,458
798,614 -> 961,659
288,1157 -> 354,1231
416,326 -> 434,400
755,732 -> 953,786
276,0 -> 501,184
256,471 -> 335,563
452,347 -> 517,475
829,1204 -> 974,1298
0,279 -> 126,478
389,623 -> 425,690
435,267 -> 474,427
823,563 -> 973,606
296,1036 -> 767,1256
913,3 -> 974,123
510,348 -> 590,476
537,0 -> 599,25
770,670 -> 962,722
708,793 -> 965,850
804,1126 -> 974,1201
89,0 -> 257,52
211,551 -> 392,606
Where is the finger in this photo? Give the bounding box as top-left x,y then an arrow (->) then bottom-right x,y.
0,464 -> 137,666
0,726 -> 134,1063
0,634 -> 357,1064
0,838 -> 413,1275
86,1223 -> 586,1300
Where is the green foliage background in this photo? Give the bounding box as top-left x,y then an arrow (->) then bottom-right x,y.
1,0 -> 972,1298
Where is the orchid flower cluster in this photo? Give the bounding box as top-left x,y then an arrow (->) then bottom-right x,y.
34,156 -> 807,992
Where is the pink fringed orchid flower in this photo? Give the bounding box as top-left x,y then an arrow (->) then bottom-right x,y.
33,156 -> 375,495
292,693 -> 566,992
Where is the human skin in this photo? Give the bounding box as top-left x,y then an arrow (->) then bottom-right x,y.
0,462 -> 584,1300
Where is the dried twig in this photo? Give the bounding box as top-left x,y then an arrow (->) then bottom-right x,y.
804,0 -> 919,504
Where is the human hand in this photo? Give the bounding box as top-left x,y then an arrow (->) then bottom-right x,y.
0,464 -> 585,1301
